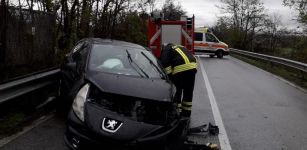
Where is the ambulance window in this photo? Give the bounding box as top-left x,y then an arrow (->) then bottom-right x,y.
194,33 -> 203,41
206,33 -> 219,43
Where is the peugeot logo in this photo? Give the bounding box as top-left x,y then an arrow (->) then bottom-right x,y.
102,117 -> 123,133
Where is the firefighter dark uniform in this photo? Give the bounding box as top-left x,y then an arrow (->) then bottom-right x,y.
160,43 -> 197,117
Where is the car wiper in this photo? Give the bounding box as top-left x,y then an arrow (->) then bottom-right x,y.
126,50 -> 149,78
141,52 -> 167,79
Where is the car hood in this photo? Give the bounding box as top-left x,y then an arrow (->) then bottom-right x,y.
85,70 -> 173,102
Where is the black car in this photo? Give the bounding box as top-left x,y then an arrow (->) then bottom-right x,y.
60,39 -> 188,150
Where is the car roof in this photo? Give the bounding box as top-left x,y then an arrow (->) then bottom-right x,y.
83,38 -> 146,50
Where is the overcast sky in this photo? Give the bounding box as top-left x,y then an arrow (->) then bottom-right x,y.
156,0 -> 300,29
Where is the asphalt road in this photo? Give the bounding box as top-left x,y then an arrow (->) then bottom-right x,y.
1,56 -> 307,150
199,56 -> 307,150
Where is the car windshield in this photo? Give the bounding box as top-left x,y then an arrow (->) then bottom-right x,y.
89,44 -> 164,79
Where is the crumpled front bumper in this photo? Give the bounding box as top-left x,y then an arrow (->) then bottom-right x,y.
64,109 -> 188,150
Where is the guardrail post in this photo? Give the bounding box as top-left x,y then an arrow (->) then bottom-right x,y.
269,61 -> 274,69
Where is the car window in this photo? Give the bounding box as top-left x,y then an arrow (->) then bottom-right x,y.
89,44 -> 164,79
72,43 -> 88,61
194,32 -> 203,41
206,33 -> 219,43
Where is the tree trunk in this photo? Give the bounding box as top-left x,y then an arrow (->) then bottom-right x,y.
0,2 -> 7,64
80,0 -> 90,38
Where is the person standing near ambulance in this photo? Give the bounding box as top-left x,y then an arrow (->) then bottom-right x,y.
160,43 -> 197,117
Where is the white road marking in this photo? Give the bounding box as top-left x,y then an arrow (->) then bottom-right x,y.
198,56 -> 232,150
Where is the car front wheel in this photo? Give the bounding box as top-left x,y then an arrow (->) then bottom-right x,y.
216,50 -> 223,58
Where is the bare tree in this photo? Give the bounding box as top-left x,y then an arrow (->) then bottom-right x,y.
218,0 -> 266,50
283,0 -> 307,27
1,0 -> 5,6
137,0 -> 156,13
0,0 -> 8,65
162,0 -> 186,20
148,0 -> 156,13
263,13 -> 282,54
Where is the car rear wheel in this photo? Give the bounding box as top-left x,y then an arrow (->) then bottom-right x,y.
216,50 -> 223,58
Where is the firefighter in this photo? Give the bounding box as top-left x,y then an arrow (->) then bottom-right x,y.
160,43 -> 197,117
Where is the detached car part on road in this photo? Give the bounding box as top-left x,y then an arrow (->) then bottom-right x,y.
60,39 -> 189,150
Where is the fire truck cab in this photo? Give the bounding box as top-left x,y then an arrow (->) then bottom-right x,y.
194,27 -> 229,58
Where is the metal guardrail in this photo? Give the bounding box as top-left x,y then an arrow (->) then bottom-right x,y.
230,48 -> 307,73
0,69 -> 60,104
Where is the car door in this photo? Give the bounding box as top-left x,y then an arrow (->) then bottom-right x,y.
205,33 -> 219,52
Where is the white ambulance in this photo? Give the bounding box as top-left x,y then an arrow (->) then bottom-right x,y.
194,27 -> 229,58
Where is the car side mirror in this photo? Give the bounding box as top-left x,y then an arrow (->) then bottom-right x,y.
64,53 -> 72,63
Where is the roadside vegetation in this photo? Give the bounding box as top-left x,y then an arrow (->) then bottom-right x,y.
0,85 -> 57,138
0,0 -> 185,82
212,0 -> 307,90
212,0 -> 307,64
0,111 -> 25,139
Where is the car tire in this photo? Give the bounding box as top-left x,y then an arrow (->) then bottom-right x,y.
209,55 -> 215,58
216,50 -> 223,58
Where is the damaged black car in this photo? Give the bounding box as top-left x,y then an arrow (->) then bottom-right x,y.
60,39 -> 188,150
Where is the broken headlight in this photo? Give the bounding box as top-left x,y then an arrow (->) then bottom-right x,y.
72,84 -> 90,122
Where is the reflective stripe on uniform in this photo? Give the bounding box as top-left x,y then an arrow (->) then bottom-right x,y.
182,101 -> 192,111
173,62 -> 197,75
181,105 -> 192,111
175,48 -> 190,64
164,66 -> 172,74
182,101 -> 192,106
177,103 -> 182,112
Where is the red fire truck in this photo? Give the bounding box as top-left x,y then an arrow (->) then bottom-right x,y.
147,13 -> 195,57
147,13 -> 220,150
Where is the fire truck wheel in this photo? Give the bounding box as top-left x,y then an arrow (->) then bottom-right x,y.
216,50 -> 223,58
209,55 -> 215,58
